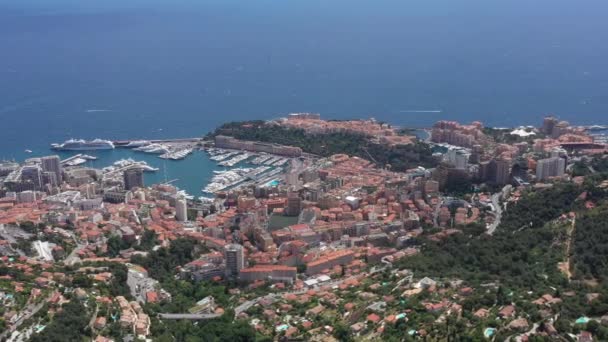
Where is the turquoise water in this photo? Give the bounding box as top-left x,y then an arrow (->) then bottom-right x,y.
266,180 -> 280,187
483,328 -> 496,338
52,148 -> 223,196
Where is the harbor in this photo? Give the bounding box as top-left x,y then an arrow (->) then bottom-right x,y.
60,154 -> 98,167
41,137 -> 304,200
51,138 -> 203,161
200,148 -> 298,195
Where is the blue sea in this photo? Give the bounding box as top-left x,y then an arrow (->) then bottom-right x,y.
1,0 -> 608,194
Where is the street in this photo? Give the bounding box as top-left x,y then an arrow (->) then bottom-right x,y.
487,192 -> 504,235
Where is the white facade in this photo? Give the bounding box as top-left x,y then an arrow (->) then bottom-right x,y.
175,198 -> 188,222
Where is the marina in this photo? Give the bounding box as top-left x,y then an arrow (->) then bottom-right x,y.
251,154 -> 271,164
218,152 -> 252,167
197,147 -> 299,193
41,138 -> 302,198
202,165 -> 283,194
60,154 -> 98,166
124,140 -> 151,148
159,148 -> 194,160
210,151 -> 239,161
102,158 -> 159,174
263,156 -> 279,165
203,168 -> 252,193
133,143 -> 170,154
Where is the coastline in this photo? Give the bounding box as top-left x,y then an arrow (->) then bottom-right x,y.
4,116 -> 607,199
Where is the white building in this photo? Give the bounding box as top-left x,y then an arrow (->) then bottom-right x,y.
444,148 -> 470,170
536,157 -> 566,181
224,244 -> 244,279
17,190 -> 37,203
175,198 -> 188,222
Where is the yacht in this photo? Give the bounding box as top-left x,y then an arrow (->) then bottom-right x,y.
218,152 -> 251,167
51,139 -> 114,150
110,158 -> 159,172
133,143 -> 170,154
202,167 -> 252,193
125,140 -> 151,148
210,151 -> 238,161
159,148 -> 193,160
176,190 -> 194,200
65,157 -> 87,166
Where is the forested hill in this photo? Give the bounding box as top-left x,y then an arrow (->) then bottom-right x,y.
208,120 -> 437,171
392,173 -> 608,338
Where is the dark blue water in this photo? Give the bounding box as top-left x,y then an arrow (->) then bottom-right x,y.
1,0 -> 608,193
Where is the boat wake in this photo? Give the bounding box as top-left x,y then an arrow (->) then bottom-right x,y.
399,110 -> 442,113
86,109 -> 112,113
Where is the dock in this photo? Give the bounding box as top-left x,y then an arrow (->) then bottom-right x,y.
61,154 -> 97,166
113,138 -> 203,146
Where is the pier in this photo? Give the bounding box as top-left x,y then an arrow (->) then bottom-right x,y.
113,138 -> 203,146
60,154 -> 97,166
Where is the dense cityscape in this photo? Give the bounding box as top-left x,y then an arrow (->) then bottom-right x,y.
1,113 -> 608,341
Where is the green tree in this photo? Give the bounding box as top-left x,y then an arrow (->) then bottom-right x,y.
107,235 -> 121,257
30,300 -> 90,342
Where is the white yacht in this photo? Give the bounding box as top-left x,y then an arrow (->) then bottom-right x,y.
133,143 -> 170,154
125,140 -> 151,148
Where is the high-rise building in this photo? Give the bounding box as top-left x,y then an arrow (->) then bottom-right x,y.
542,116 -> 559,136
224,244 -> 244,279
495,158 -> 512,185
285,192 -> 302,216
41,155 -> 62,185
43,171 -> 58,188
551,121 -> 570,139
444,149 -> 470,170
21,165 -> 43,190
479,158 -> 511,185
536,157 -> 566,181
431,164 -> 450,190
284,171 -> 300,187
175,198 -> 188,222
123,169 -> 144,190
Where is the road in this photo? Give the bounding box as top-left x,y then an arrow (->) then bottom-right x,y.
504,322 -> 540,342
88,304 -> 100,331
64,243 -> 85,265
159,313 -> 221,320
562,216 -> 577,280
127,268 -> 160,303
63,230 -> 87,266
487,192 -> 504,235
234,289 -> 308,318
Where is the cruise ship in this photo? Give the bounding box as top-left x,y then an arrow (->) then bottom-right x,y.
51,139 -> 115,150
